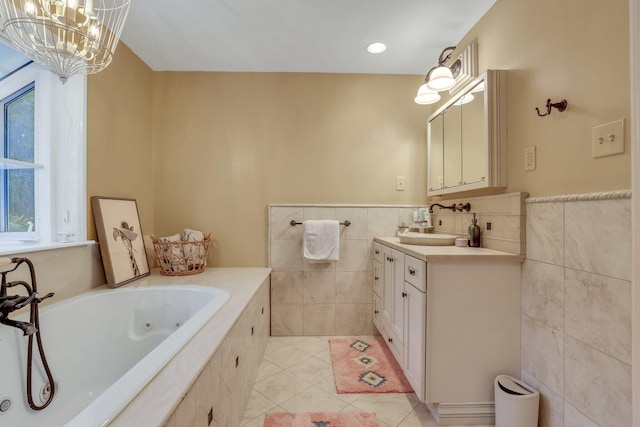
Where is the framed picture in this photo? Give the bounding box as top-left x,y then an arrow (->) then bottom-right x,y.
91,196 -> 150,288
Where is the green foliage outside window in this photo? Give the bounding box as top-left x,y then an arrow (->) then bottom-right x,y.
4,86 -> 35,232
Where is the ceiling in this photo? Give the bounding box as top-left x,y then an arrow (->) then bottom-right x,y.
120,0 -> 496,75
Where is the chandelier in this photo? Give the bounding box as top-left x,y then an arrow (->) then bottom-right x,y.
0,0 -> 131,82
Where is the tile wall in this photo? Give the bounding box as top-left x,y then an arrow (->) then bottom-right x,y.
522,190 -> 632,427
429,192 -> 527,255
268,194 -> 525,336
269,205 -> 409,336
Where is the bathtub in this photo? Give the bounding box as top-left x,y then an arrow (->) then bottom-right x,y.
0,285 -> 230,426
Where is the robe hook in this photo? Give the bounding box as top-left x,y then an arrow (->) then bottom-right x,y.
536,99 -> 568,117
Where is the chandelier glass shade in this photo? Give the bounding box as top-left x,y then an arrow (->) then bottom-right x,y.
0,0 -> 131,81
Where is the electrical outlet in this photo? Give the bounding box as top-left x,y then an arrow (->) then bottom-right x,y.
593,119 -> 624,158
396,176 -> 406,191
524,146 -> 536,171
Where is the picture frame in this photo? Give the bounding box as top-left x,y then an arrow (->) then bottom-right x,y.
91,196 -> 150,288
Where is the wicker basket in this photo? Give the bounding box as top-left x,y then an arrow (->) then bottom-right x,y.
151,234 -> 211,276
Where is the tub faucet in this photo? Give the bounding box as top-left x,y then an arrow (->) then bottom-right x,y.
0,316 -> 37,335
0,292 -> 41,335
0,257 -> 53,335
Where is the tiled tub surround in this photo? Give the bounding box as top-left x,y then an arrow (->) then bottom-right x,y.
523,190 -> 632,427
268,197 -> 526,336
108,268 -> 271,427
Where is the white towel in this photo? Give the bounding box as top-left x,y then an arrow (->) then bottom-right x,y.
182,228 -> 206,264
158,233 -> 185,272
302,220 -> 340,263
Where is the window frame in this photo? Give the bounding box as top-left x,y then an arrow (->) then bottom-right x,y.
0,81 -> 36,233
0,61 -> 87,247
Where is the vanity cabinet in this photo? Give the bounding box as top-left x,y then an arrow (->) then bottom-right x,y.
373,238 -> 521,424
379,244 -> 405,362
427,70 -> 507,196
373,242 -> 426,400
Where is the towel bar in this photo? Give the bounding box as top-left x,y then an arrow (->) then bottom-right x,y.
290,220 -> 351,227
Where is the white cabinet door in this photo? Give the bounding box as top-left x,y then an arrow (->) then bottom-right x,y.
389,249 -> 405,345
385,249 -> 405,365
403,281 -> 426,401
382,246 -> 394,330
373,292 -> 382,332
373,260 -> 382,297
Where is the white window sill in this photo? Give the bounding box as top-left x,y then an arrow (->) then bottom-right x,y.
0,240 -> 96,256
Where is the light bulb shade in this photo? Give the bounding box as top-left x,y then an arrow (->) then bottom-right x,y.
426,65 -> 456,91
414,83 -> 441,105
454,93 -> 474,106
470,81 -> 485,93
0,0 -> 131,81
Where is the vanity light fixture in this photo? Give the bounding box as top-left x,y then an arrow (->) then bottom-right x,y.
366,41 -> 387,54
0,0 -> 131,82
414,45 -> 462,105
414,83 -> 441,105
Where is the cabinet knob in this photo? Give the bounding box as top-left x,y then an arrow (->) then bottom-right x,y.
375,276 -> 379,280
388,337 -> 393,343
402,292 -> 407,298
374,310 -> 379,314
409,268 -> 416,276
375,249 -> 380,254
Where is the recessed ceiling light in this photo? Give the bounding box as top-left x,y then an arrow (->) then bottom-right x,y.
366,42 -> 387,54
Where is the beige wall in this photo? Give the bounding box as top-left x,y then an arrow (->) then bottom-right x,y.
151,72 -> 426,266
444,0 -> 630,198
85,0 -> 631,266
87,43 -> 155,241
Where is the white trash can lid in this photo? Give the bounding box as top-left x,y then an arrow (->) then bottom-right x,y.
496,375 -> 535,395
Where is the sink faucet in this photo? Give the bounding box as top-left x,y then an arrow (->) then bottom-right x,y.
429,202 -> 472,213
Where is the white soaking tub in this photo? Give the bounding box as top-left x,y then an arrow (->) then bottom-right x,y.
0,285 -> 230,427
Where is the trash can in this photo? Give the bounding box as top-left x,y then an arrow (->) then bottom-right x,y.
494,375 -> 540,427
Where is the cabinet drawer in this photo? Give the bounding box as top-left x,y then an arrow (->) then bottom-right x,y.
405,255 -> 426,292
373,242 -> 383,263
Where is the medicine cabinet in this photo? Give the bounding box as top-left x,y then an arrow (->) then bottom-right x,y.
427,70 -> 507,196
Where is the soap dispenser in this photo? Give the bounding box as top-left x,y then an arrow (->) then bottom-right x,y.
468,213 -> 481,247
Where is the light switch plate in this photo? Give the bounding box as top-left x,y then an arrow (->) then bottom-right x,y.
524,146 -> 536,171
396,176 -> 406,191
593,119 -> 624,158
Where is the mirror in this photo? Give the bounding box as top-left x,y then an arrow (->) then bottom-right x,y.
427,70 -> 507,196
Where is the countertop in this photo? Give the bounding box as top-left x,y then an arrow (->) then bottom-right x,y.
110,267 -> 272,427
374,236 -> 525,263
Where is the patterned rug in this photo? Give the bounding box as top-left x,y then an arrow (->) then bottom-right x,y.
328,337 -> 413,394
263,412 -> 378,427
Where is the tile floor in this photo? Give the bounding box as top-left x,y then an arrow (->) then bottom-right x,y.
240,336 -> 494,427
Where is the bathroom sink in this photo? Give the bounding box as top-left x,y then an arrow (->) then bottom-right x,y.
397,232 -> 458,246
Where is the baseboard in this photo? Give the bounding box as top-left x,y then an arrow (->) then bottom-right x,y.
427,401 -> 495,426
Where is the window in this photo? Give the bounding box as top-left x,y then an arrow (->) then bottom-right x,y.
1,82 -> 36,232
0,38 -> 87,250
